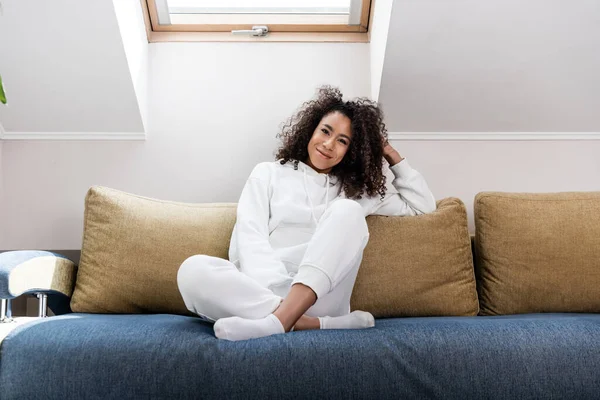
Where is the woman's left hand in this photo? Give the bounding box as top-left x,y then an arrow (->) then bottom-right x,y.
382,139 -> 404,166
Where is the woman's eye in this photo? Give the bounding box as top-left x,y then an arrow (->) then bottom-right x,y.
339,139 -> 348,145
321,128 -> 329,135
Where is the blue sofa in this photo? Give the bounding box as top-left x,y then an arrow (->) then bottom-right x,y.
2,311 -> 599,399
2,190 -> 600,399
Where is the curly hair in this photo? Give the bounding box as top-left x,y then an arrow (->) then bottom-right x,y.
275,86 -> 388,200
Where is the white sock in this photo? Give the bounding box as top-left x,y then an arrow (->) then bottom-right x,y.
214,314 -> 285,341
318,310 -> 375,330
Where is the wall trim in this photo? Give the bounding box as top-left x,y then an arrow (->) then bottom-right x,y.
388,132 -> 600,141
0,132 -> 146,141
1,132 -> 598,141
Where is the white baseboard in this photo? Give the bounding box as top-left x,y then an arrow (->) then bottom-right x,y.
388,132 -> 600,140
0,131 -> 146,141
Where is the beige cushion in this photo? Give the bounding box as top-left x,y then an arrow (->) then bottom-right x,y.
474,192 -> 600,315
72,187 -> 478,317
71,186 -> 237,314
351,198 -> 480,317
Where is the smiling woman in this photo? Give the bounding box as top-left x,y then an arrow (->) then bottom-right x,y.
275,86 -> 395,199
143,0 -> 374,42
305,112 -> 352,174
175,85 -> 437,341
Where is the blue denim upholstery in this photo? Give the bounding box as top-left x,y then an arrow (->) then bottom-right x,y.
1,313 -> 599,399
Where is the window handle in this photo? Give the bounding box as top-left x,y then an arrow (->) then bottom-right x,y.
232,26 -> 269,37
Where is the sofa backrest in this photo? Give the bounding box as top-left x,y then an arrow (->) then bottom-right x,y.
65,186 -> 600,318
69,186 -> 478,318
474,191 -> 600,315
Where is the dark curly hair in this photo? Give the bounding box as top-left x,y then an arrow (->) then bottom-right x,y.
275,86 -> 388,200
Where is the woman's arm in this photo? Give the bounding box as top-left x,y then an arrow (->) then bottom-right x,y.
368,142 -> 437,216
233,163 -> 293,291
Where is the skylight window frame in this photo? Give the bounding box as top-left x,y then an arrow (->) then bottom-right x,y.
141,0 -> 374,43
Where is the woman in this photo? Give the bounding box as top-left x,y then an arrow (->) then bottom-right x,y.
177,86 -> 436,341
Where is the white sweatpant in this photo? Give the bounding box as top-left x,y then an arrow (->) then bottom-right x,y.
177,199 -> 369,322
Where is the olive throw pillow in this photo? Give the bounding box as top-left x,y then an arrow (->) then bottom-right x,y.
70,186 -> 237,314
351,197 -> 479,317
474,191 -> 600,315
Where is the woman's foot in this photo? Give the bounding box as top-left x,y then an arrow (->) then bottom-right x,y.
214,314 -> 284,341
213,310 -> 375,341
319,310 -> 375,330
293,311 -> 375,331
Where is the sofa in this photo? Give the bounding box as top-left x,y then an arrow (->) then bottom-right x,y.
1,187 -> 599,400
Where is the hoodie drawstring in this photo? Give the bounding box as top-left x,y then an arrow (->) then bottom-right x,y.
303,167 -> 330,226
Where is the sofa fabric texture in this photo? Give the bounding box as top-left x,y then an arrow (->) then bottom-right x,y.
474,192 -> 600,315
2,313 -> 600,400
71,187 -> 478,318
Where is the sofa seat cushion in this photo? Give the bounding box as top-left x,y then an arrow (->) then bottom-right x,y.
2,314 -> 600,399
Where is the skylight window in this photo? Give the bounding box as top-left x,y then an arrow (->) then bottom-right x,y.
145,0 -> 372,37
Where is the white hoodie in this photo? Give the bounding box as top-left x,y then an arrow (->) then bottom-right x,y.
228,159 -> 436,294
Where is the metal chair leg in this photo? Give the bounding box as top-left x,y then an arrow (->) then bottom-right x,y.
37,293 -> 48,318
1,298 -> 14,323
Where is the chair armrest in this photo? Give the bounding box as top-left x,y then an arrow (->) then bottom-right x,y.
0,251 -> 77,314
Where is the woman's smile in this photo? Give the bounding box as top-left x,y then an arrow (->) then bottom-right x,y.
317,149 -> 332,159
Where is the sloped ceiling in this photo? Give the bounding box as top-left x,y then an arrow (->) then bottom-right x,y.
0,0 -> 144,133
378,0 -> 600,132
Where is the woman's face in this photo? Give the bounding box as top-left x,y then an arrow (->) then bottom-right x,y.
305,111 -> 352,174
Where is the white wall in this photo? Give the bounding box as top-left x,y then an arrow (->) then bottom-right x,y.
385,139 -> 600,221
1,0 -> 599,249
0,0 -> 143,133
0,42 -> 370,249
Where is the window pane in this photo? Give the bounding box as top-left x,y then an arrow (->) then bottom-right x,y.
166,0 -> 351,15
154,0 -> 368,32
169,13 -> 349,25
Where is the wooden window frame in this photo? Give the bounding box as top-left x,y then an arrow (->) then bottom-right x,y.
141,0 -> 374,43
